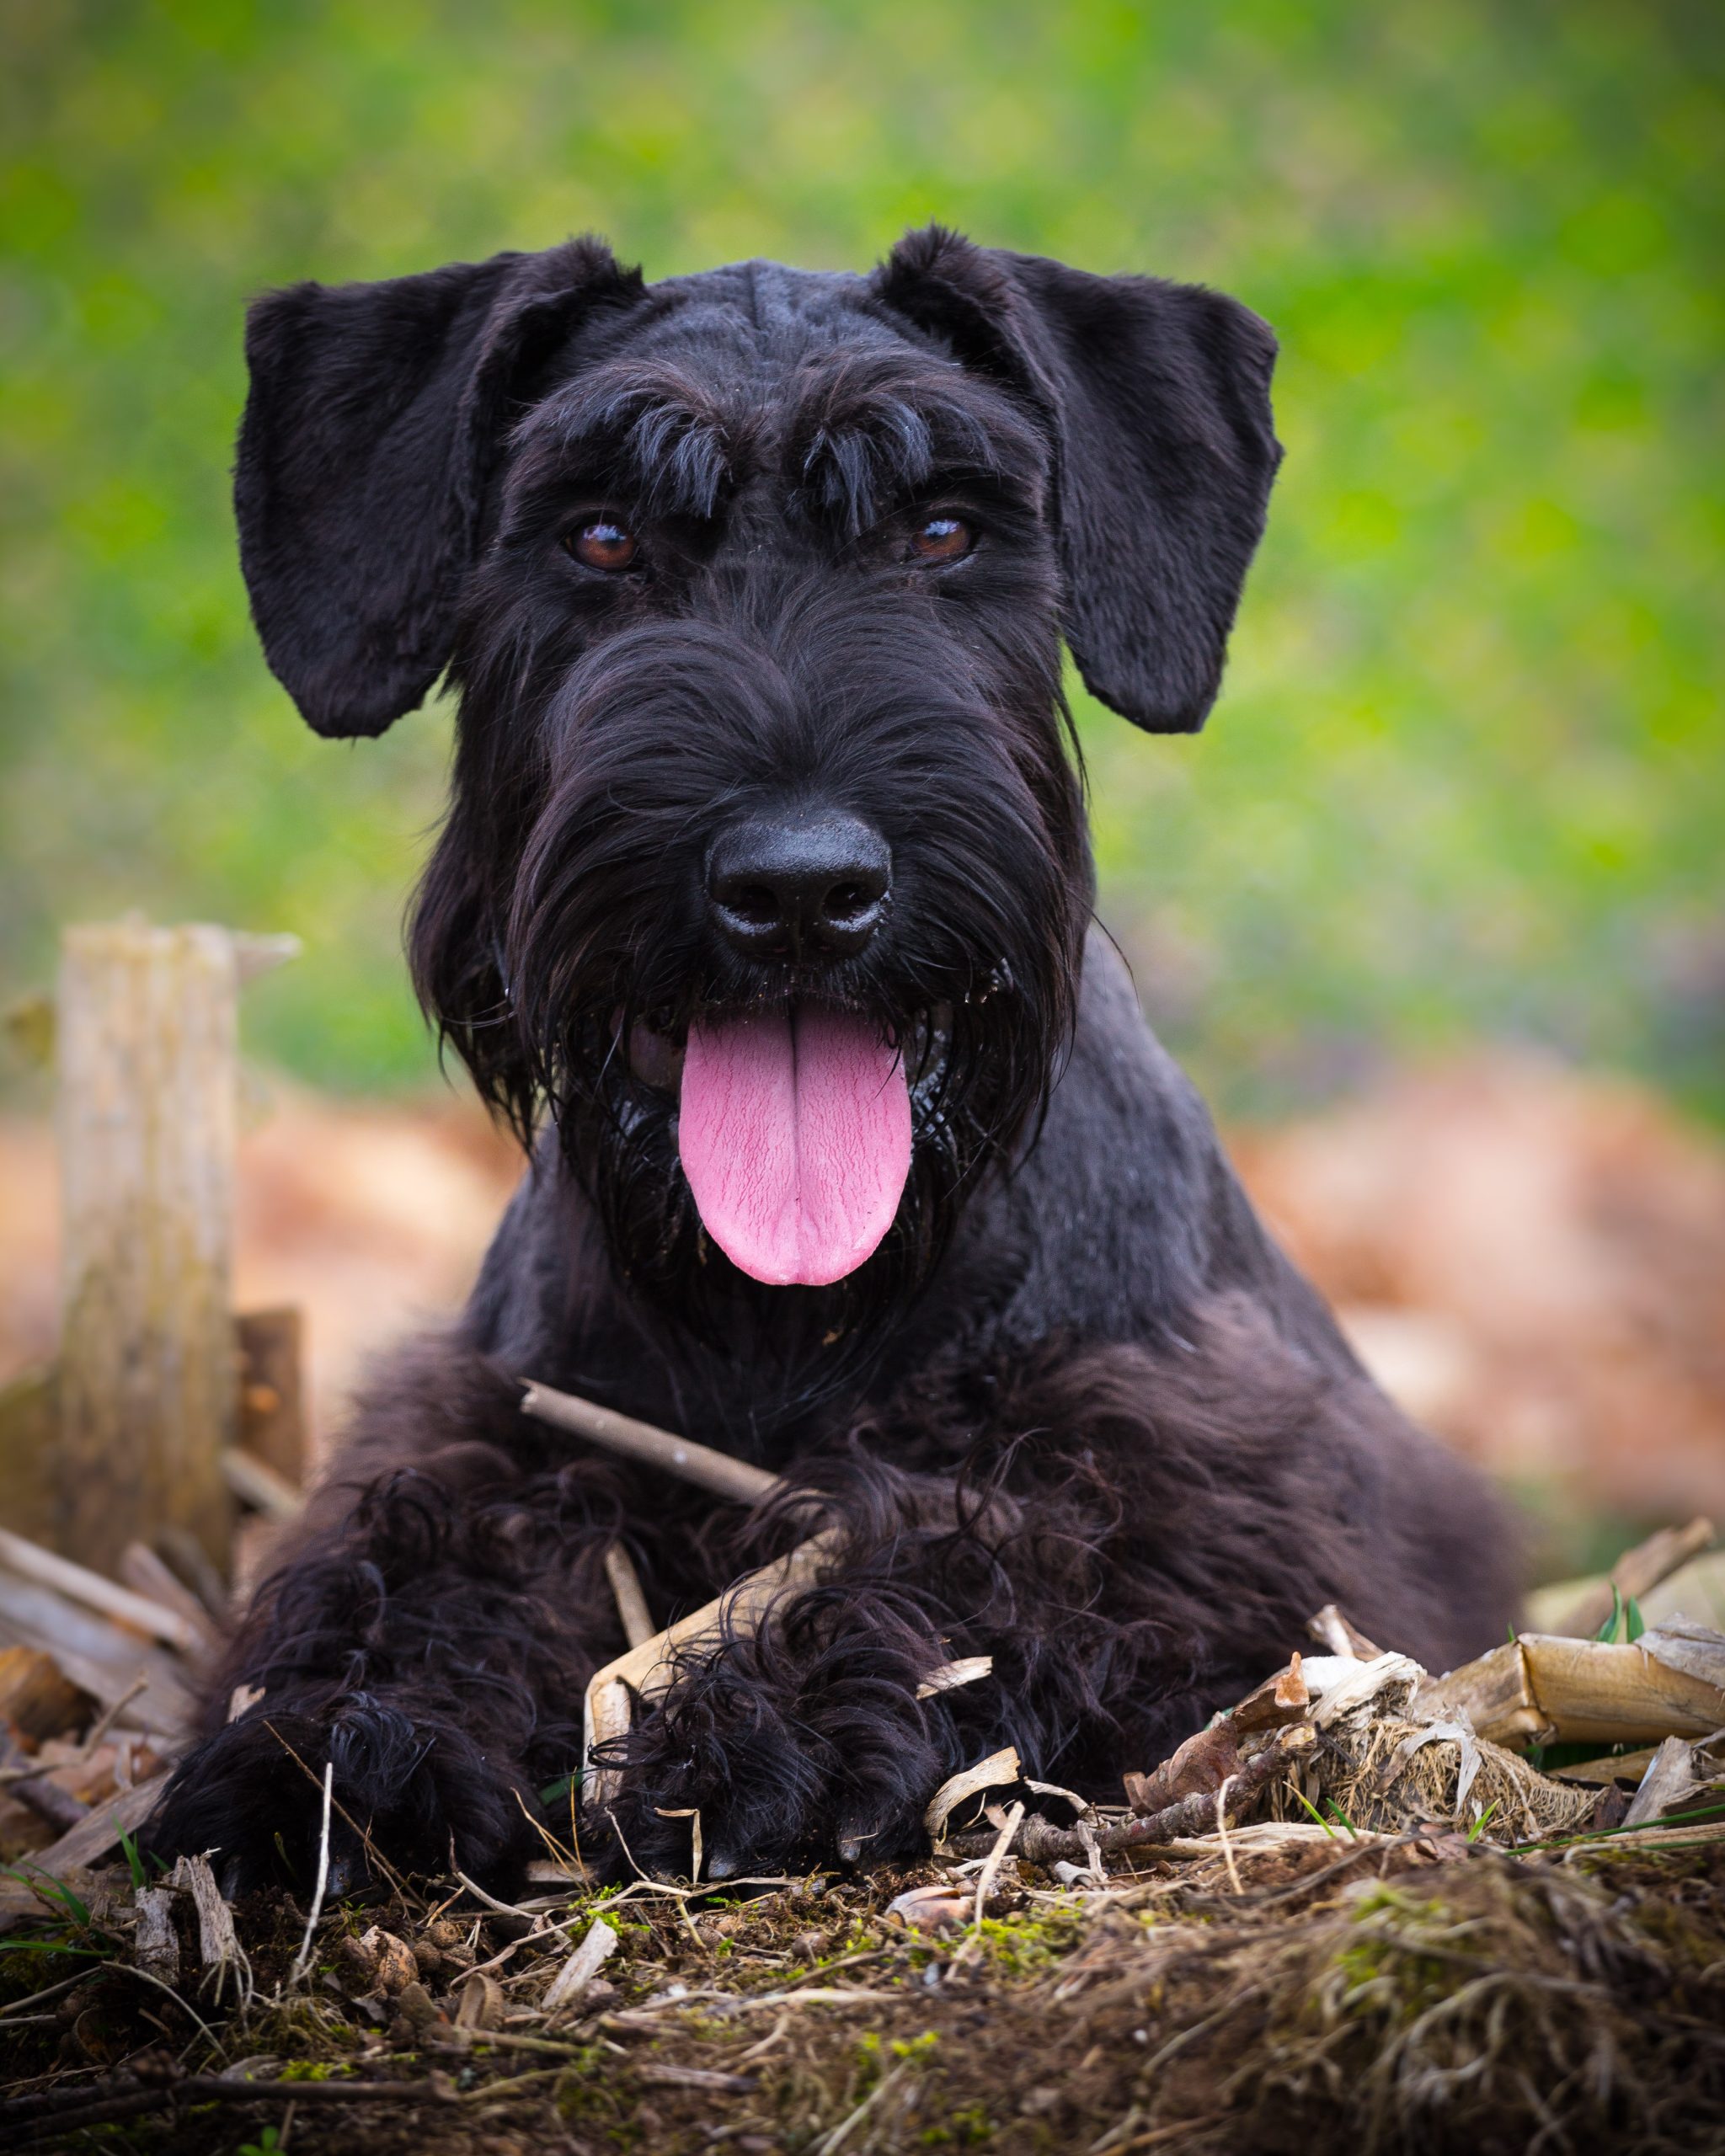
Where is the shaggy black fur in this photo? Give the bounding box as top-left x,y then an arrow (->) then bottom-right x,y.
147,227 -> 1518,1894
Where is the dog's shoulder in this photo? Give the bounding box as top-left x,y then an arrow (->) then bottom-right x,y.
958,929 -> 1353,1364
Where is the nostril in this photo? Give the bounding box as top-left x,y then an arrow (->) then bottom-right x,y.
724,882 -> 784,929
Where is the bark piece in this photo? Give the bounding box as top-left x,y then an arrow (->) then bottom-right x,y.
886,1884 -> 969,1933
10,1771 -> 167,1877
1230,1652 -> 1311,1733
168,1852 -> 241,1977
134,1885 -> 181,1984
453,1969 -> 503,2030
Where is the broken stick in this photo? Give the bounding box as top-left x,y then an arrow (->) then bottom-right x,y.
949,1725 -> 1315,1865
1553,1516 -> 1716,1641
520,1381 -> 782,1507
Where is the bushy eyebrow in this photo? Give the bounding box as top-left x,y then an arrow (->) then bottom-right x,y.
786,354 -> 1045,536
515,360 -> 741,520
510,350 -> 1044,536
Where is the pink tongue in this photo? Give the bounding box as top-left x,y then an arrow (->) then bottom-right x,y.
678,1006 -> 911,1287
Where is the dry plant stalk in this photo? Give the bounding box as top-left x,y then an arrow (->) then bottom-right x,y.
1417,1629 -> 1725,1747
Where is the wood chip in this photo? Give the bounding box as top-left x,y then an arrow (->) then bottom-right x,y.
134,1884 -> 181,1984
542,1916 -> 618,2013
916,1656 -> 994,1700
924,1746 -> 1021,1845
168,1852 -> 240,1974
227,1682 -> 266,1723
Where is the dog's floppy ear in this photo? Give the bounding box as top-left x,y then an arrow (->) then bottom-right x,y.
874,227 -> 1280,733
236,238 -> 645,738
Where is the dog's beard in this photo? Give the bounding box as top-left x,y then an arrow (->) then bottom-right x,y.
533,975 -> 1051,1361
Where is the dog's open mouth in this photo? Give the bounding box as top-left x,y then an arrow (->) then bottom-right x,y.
626,1001 -> 915,1288
678,1001 -> 911,1289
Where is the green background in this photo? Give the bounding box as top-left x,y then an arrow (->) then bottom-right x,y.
3,0 -> 1720,1114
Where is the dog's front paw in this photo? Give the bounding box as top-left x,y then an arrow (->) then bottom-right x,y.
597,1602 -> 961,1878
145,1694 -> 541,1897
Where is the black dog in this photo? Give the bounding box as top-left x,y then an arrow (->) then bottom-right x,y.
149,228 -> 1516,1892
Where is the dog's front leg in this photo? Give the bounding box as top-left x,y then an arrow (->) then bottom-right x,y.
147,1400 -> 650,1897
599,1461 -> 1125,1880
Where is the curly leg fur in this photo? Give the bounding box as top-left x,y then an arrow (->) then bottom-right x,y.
150,1296 -> 1512,1892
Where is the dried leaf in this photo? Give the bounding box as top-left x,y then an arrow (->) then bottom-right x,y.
1124,1723 -> 1241,1815
453,1968 -> 503,2031
1622,1736 -> 1701,1829
924,1746 -> 1021,1845
885,1883 -> 969,1933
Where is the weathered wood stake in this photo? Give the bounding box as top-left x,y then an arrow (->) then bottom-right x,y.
52,920 -> 294,1572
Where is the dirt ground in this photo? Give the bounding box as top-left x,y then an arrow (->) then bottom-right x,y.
4,1825 -> 1723,2153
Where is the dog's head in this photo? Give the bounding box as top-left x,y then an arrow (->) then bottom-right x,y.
236,229 -> 1278,1328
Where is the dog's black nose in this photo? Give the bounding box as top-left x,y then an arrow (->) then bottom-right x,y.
708,812 -> 890,963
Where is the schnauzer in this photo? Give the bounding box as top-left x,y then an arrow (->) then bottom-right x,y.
148,227 -> 1516,1892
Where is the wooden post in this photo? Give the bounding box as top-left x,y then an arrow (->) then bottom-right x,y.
53,921 -> 294,1573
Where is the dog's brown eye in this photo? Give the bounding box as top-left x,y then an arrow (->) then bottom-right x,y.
908,515 -> 974,564
567,520 -> 639,572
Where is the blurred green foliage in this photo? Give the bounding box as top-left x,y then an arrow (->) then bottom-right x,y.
3,0 -> 1721,1111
